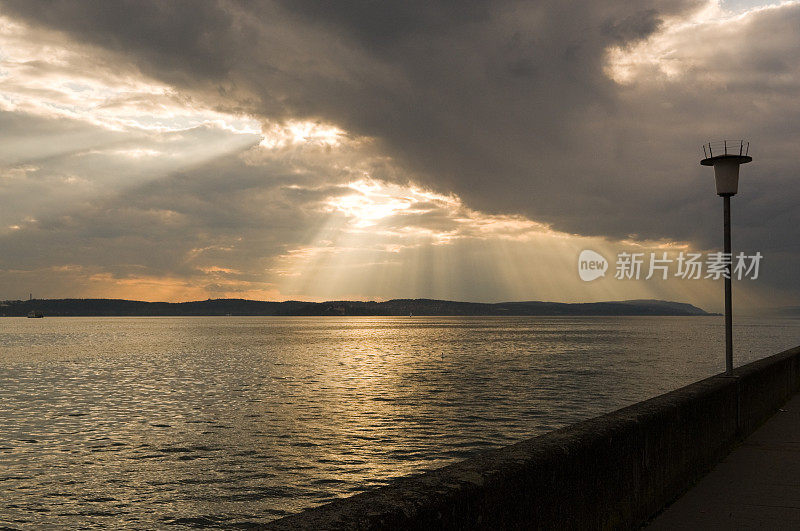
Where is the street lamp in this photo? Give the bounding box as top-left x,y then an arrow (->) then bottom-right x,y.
701,140 -> 752,374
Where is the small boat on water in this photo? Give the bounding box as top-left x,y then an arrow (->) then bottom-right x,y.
27,311 -> 44,318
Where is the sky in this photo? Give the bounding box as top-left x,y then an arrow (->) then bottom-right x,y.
0,0 -> 797,311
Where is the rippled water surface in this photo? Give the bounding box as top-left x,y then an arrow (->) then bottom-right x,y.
1,315 -> 799,528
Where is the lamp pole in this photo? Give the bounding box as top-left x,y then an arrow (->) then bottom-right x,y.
701,140 -> 751,375
723,194 -> 732,373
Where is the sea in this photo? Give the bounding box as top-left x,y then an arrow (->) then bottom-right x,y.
1,315 -> 799,528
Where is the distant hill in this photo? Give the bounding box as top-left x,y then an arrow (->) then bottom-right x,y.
0,298 -> 713,317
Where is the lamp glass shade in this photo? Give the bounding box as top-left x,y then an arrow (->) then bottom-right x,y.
713,158 -> 740,195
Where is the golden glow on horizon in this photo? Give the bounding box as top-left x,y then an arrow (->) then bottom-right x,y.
263,177 -> 738,310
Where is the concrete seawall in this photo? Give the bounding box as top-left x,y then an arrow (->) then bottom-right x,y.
266,346 -> 800,530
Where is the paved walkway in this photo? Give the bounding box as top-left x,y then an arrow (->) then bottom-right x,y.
648,393 -> 800,530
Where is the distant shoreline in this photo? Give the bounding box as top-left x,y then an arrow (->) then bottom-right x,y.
0,298 -> 714,317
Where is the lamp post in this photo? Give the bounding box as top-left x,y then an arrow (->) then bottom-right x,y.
701,140 -> 752,374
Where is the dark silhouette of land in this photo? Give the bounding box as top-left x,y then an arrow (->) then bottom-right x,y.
0,298 -> 713,317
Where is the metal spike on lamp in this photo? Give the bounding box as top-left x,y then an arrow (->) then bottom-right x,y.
701,140 -> 752,374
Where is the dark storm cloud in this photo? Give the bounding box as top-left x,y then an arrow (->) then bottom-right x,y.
0,0 -> 704,231
2,0 -> 799,299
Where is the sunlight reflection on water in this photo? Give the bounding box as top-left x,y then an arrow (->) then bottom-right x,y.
1,315 -> 798,528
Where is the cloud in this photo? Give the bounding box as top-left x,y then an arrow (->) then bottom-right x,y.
0,0 -> 798,305
0,0 -> 760,244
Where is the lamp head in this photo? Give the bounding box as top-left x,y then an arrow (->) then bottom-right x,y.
700,141 -> 752,196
